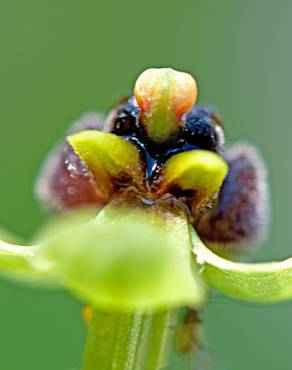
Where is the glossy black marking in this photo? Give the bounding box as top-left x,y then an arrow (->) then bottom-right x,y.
127,134 -> 201,182
126,136 -> 156,178
109,97 -> 225,156
110,99 -> 226,191
110,96 -> 140,136
182,106 -> 224,153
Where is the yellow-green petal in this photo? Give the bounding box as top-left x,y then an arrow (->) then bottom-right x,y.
67,130 -> 145,197
157,150 -> 228,211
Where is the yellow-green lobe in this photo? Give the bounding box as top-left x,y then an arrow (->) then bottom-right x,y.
158,150 -> 228,199
67,130 -> 144,198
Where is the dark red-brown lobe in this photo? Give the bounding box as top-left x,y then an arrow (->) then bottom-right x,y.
196,143 -> 269,249
36,113 -> 109,212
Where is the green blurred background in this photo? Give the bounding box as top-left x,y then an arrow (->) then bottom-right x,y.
0,0 -> 291,369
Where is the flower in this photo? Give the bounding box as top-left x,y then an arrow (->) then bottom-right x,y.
0,68 -> 287,312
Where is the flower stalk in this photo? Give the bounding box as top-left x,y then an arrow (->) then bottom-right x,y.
83,308 -> 179,370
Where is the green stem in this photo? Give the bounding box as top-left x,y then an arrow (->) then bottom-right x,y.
83,308 -> 180,370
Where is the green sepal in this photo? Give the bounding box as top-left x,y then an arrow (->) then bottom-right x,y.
191,227 -> 292,303
3,202 -> 292,307
0,239 -> 56,286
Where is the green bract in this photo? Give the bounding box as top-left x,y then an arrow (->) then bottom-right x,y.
0,204 -> 206,311
34,205 -> 206,311
1,203 -> 292,310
